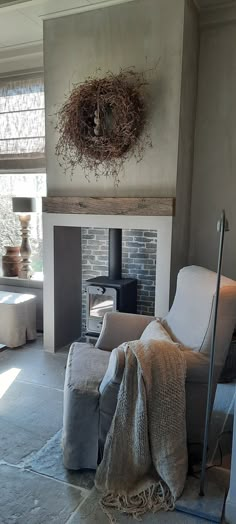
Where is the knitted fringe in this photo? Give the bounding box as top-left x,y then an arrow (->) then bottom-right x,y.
99,482 -> 175,524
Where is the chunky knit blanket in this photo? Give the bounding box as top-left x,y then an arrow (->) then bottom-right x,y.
95,338 -> 187,521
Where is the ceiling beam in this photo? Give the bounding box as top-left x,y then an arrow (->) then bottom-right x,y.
37,0 -> 137,21
0,41 -> 43,63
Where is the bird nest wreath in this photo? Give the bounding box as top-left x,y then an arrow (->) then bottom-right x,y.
55,69 -> 151,183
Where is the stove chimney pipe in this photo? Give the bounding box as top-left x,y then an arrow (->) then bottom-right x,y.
109,228 -> 122,280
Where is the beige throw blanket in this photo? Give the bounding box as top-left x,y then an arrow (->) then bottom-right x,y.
95,339 -> 187,520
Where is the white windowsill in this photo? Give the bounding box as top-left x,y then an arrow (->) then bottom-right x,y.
0,273 -> 43,290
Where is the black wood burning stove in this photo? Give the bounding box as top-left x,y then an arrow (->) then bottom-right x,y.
86,229 -> 137,335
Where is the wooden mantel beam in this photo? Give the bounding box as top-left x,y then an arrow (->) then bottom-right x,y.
43,197 -> 175,216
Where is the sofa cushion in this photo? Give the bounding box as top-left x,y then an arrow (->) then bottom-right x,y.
140,319 -> 173,344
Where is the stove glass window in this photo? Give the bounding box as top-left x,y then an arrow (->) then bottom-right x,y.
89,294 -> 114,318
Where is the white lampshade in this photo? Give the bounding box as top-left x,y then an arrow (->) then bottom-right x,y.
12,197 -> 37,214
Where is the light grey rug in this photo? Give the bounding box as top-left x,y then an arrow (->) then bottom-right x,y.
26,429 -> 95,490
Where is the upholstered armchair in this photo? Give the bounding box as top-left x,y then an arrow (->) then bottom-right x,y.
62,266 -> 236,470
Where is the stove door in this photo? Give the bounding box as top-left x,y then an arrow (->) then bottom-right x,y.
86,285 -> 117,333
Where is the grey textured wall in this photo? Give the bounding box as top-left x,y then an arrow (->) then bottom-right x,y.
43,0 -> 200,319
189,21 -> 236,279
122,230 -> 157,316
81,228 -> 157,334
44,0 -> 184,197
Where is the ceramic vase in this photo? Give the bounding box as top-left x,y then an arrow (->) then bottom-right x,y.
2,246 -> 21,277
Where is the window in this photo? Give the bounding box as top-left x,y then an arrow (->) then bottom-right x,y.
0,75 -> 45,170
0,74 -> 46,278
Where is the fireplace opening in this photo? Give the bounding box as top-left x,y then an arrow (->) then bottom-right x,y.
85,228 -> 137,335
82,227 -> 157,338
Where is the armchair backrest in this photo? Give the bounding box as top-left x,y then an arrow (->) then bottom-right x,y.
163,266 -> 236,367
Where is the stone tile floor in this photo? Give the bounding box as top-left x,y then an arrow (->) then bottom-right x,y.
0,335 -> 235,524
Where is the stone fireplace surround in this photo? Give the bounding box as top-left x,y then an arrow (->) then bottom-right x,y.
43,197 -> 174,352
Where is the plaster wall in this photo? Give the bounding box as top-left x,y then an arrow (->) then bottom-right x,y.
189,21 -> 236,279
44,0 -> 185,197
170,0 -> 199,299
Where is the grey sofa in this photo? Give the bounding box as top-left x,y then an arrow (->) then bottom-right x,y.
63,266 -> 236,470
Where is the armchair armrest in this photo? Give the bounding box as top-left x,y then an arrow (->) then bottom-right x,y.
99,345 -> 126,395
183,349 -> 221,383
95,311 -> 154,352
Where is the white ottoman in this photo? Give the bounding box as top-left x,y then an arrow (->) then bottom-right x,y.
0,291 -> 37,348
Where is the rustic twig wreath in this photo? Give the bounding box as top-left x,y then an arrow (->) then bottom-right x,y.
55,69 -> 151,184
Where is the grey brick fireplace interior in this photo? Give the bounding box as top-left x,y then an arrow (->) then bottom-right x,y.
81,228 -> 157,334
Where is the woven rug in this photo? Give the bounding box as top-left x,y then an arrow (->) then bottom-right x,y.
26,429 -> 95,490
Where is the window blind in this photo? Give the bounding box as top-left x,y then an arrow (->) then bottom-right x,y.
0,75 -> 45,171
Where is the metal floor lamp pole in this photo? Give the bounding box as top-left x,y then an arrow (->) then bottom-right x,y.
199,210 -> 229,496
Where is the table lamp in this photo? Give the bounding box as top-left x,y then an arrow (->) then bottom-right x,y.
12,197 -> 37,279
